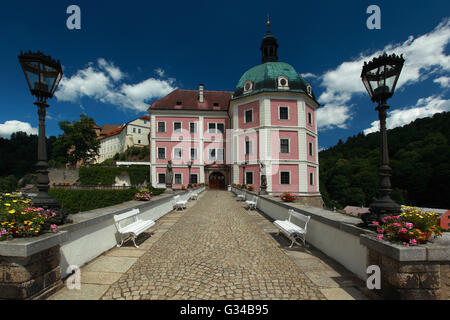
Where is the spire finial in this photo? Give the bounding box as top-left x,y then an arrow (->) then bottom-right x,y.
266,14 -> 271,33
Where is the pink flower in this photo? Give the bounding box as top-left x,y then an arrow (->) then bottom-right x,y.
393,223 -> 402,227
51,212 -> 56,217
409,239 -> 417,245
402,242 -> 410,247
377,234 -> 383,240
372,221 -> 379,226
399,228 -> 407,234
377,227 -> 385,234
405,222 -> 413,229
0,230 -> 7,235
381,218 -> 386,223
50,224 -> 58,230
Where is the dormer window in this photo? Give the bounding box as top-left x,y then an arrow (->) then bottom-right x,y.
213,103 -> 219,106
306,84 -> 312,96
243,80 -> 253,93
277,76 -> 289,89
176,101 -> 182,105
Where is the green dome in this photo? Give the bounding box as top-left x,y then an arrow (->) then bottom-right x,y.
233,62 -> 316,101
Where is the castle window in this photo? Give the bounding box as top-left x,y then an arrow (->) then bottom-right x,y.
158,173 -> 166,184
279,106 -> 289,120
278,76 -> 289,89
280,171 -> 290,185
157,122 -> 166,133
307,84 -> 312,96
245,109 -> 253,123
310,172 -> 314,186
243,80 -> 253,93
280,139 -> 289,153
173,122 -> 182,132
175,174 -> 182,185
246,171 -> 254,185
308,112 -> 313,125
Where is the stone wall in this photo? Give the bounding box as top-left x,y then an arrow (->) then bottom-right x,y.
0,246 -> 63,299
297,195 -> 324,208
368,248 -> 449,299
48,168 -> 79,186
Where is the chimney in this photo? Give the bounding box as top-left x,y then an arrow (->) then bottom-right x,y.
199,84 -> 204,103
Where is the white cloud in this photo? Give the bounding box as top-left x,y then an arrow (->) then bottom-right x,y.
155,68 -> 165,77
317,104 -> 353,130
55,59 -> 177,113
98,58 -> 124,81
317,18 -> 450,130
0,120 -> 38,138
301,72 -> 317,79
364,95 -> 450,135
433,76 -> 450,88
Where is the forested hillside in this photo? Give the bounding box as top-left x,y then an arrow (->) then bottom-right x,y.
319,112 -> 450,210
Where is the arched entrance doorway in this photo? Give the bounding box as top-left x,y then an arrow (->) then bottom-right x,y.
209,172 -> 225,189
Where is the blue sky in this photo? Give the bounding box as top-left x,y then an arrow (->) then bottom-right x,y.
0,0 -> 449,149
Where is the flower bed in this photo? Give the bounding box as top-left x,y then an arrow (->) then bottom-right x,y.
247,185 -> 254,191
134,189 -> 152,201
0,192 -> 58,241
375,206 -> 443,246
281,192 -> 297,202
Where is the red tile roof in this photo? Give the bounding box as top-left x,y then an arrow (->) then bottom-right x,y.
149,89 -> 232,111
99,125 -> 124,140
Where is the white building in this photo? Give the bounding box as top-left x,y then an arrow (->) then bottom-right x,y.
96,116 -> 150,163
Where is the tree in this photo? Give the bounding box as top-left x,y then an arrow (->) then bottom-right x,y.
53,114 -> 100,167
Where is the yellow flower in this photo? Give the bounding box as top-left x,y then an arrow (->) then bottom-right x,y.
4,203 -> 10,207
8,209 -> 15,214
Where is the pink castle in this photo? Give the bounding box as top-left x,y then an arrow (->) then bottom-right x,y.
148,24 -> 322,205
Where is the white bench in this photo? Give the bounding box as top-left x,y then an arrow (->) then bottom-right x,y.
174,195 -> 187,210
114,208 -> 155,248
236,189 -> 246,201
190,192 -> 199,200
273,209 -> 310,248
245,195 -> 257,210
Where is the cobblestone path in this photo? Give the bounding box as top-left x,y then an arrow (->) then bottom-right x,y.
101,190 -> 326,300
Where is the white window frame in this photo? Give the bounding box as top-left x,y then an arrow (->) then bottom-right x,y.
277,76 -> 289,89
216,122 -> 225,134
157,121 -> 166,133
307,84 -> 312,96
157,147 -> 166,159
132,127 -> 136,133
158,173 -> 166,184
173,147 -> 182,160
190,148 -> 198,160
280,138 -> 290,154
208,148 -> 224,161
245,171 -> 254,185
189,173 -> 199,184
280,171 -> 291,185
278,105 -> 290,120
174,173 -> 183,185
243,80 -> 253,93
189,122 -> 198,134
244,109 -> 253,124
208,122 -> 216,133
173,121 -> 182,132
309,142 -> 314,157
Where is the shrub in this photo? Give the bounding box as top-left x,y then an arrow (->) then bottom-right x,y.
49,188 -> 138,214
0,192 -> 58,241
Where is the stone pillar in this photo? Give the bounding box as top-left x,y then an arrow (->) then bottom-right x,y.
0,245 -> 63,299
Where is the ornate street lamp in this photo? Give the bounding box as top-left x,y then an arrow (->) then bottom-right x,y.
187,161 -> 193,188
241,161 -> 248,189
18,50 -> 70,225
360,53 -> 405,225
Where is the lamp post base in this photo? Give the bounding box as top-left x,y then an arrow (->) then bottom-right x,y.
362,196 -> 402,225
32,193 -> 72,225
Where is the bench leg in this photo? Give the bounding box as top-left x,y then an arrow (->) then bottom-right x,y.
132,236 -> 139,248
289,238 -> 296,248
